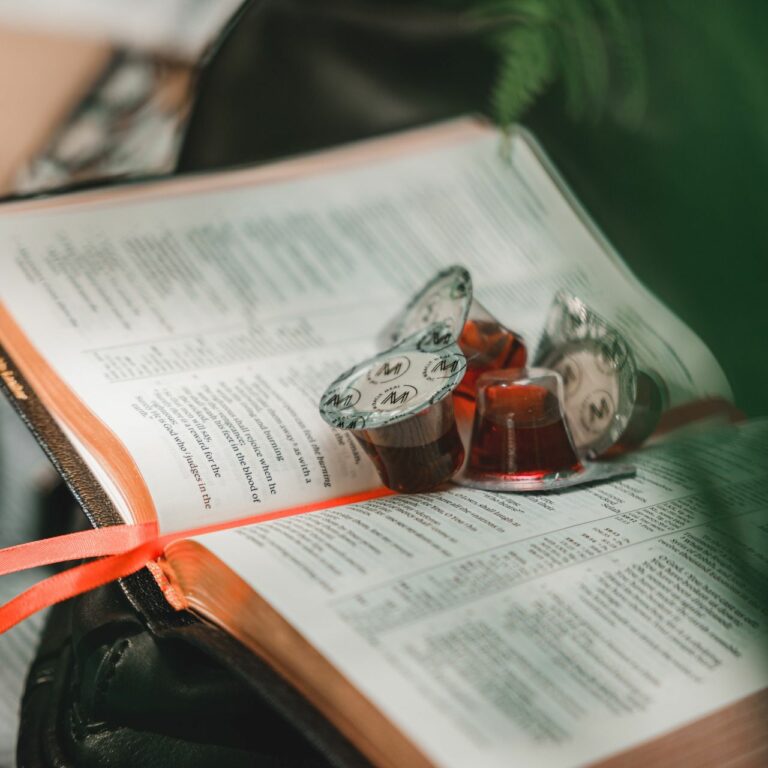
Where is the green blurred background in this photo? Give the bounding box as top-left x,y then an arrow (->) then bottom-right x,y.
521,0 -> 768,417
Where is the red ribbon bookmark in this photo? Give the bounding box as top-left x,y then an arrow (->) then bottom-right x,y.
0,534 -> 165,634
0,523 -> 157,577
0,488 -> 394,634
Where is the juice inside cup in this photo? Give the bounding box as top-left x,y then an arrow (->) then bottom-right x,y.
457,311 -> 527,401
467,368 -> 581,480
354,397 -> 465,493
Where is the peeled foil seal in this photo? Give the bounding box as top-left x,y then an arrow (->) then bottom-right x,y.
320,326 -> 467,431
534,292 -> 666,458
378,265 -> 527,406
377,265 -> 472,351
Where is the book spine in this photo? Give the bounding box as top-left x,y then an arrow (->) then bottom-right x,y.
0,341 -> 121,529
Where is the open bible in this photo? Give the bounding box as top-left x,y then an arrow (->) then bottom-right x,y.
1,118 -> 766,767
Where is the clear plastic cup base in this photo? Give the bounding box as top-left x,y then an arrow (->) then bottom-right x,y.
455,459 -> 636,493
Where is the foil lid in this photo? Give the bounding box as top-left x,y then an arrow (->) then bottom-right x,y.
378,265 -> 473,350
534,292 -> 637,458
320,327 -> 467,431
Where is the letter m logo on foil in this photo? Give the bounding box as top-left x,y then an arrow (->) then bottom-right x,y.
381,389 -> 411,406
432,358 -> 459,375
427,329 -> 452,347
325,393 -> 354,408
377,362 -> 402,378
323,387 -> 361,410
589,398 -> 611,423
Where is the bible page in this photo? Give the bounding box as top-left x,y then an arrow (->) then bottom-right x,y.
0,119 -> 730,531
197,421 -> 768,768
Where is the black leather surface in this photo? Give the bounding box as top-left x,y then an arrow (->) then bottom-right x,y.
179,0 -> 495,172
20,582 -> 338,768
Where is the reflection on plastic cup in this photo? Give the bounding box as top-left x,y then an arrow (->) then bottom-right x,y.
534,292 -> 654,458
467,368 -> 581,480
457,300 -> 527,401
605,370 -> 668,455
